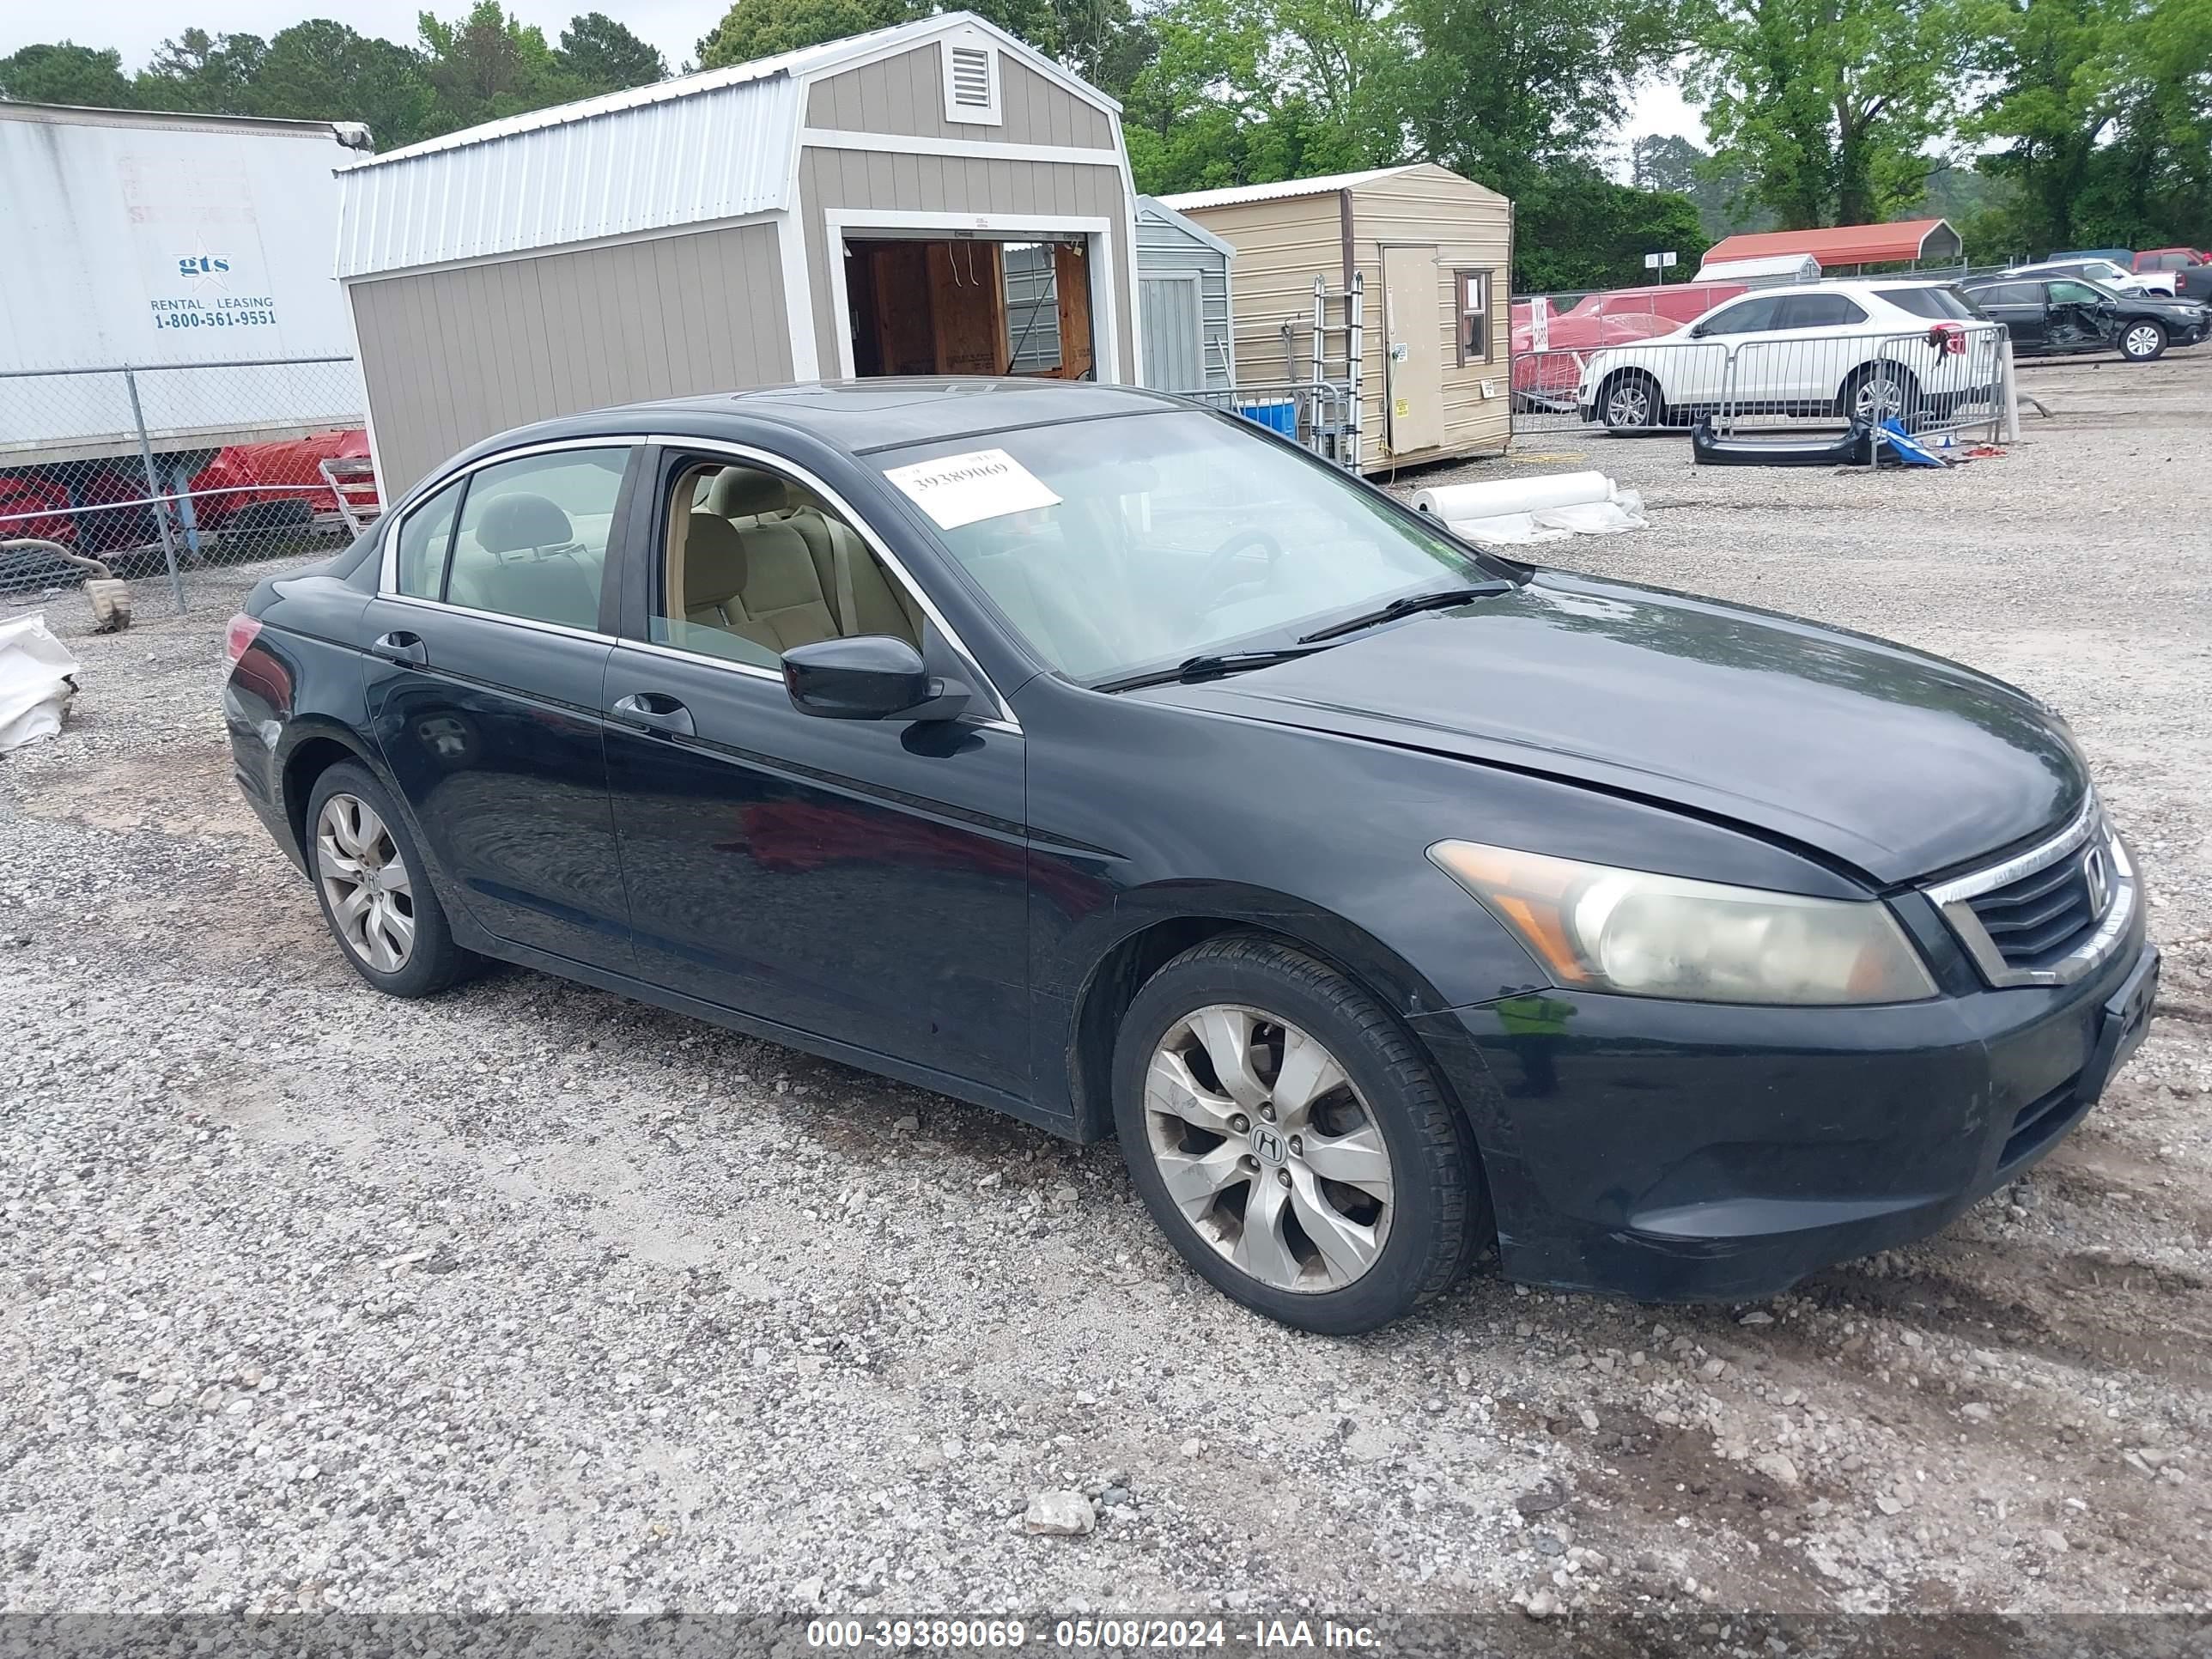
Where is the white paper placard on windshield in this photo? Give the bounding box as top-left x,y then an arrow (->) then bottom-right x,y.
882,447 -> 1061,530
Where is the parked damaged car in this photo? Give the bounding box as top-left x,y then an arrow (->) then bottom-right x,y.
225,380 -> 2158,1334
1962,275 -> 2209,362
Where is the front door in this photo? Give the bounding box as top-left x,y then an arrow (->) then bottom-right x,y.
600,448 -> 1030,1097
1382,246 -> 1444,455
1140,275 -> 1203,391
363,441 -> 639,967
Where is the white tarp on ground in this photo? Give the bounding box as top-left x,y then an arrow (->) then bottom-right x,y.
1411,471 -> 1650,545
0,613 -> 79,751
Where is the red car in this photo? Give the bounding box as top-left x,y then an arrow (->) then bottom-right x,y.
1510,282 -> 1748,410
187,428 -> 371,532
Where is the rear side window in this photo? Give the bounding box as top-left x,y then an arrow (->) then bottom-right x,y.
393,480 -> 462,599
1877,285 -> 1977,321
1698,295 -> 1780,335
1970,283 -> 2036,307
1772,293 -> 1868,327
445,447 -> 631,630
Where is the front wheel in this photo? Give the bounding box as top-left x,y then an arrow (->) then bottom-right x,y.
2120,320 -> 2166,362
1112,936 -> 1486,1334
1599,370 -> 1664,431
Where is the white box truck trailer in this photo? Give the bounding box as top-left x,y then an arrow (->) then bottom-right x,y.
0,102 -> 374,570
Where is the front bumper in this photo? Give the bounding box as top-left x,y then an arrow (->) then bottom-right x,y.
1412,927 -> 2158,1303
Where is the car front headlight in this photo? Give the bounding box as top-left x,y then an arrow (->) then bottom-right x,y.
1428,840 -> 1937,1006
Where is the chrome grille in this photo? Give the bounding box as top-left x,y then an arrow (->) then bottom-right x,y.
1925,801 -> 2135,988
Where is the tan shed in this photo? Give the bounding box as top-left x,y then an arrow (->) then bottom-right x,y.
335,12 -> 1141,497
1162,165 -> 1513,470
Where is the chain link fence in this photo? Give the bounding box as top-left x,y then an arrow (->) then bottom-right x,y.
1511,323 -> 2011,458
0,356 -> 376,616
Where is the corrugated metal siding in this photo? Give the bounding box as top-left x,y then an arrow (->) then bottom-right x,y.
806,46 -> 1114,149
336,75 -> 798,278
1177,194 -> 1344,386
796,148 -> 1134,380
348,220 -> 790,495
1352,166 -> 1510,460
1134,200 -> 1232,389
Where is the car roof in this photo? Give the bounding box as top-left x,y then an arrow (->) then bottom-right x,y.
453,379 -> 1185,462
1717,278 -> 1957,297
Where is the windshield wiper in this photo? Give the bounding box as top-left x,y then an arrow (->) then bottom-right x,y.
1297,580 -> 1514,644
1094,647 -> 1332,694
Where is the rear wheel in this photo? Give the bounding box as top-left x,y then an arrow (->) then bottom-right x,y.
1112,935 -> 1486,1334
304,761 -> 474,997
1839,363 -> 1921,425
1600,370 -> 1664,431
2120,320 -> 2166,362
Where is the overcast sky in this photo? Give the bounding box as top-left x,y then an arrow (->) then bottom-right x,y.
3,0 -> 1709,158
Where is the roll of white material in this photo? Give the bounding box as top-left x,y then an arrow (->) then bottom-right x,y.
1413,471 -> 1614,520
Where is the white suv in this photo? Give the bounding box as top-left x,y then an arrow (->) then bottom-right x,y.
1575,281 -> 1997,431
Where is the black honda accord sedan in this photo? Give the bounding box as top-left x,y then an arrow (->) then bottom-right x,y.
223,380 -> 2157,1334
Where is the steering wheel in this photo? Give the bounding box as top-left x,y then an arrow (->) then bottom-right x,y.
1198,527 -> 1285,608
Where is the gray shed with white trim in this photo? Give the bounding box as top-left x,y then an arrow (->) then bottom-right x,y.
1133,196 -> 1236,392
334,12 -> 1141,497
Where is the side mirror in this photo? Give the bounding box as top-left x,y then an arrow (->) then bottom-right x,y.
1687,323 -> 1709,338
781,635 -> 969,722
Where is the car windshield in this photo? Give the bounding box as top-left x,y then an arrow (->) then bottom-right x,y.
874,410 -> 1501,686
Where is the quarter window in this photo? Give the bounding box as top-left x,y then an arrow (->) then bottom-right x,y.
445,447 -> 629,630
1455,270 -> 1492,363
654,458 -> 925,670
393,478 -> 462,599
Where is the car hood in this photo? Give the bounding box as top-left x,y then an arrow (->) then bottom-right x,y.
1141,573 -> 2087,884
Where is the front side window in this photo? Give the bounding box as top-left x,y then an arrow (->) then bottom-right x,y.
1698,296 -> 1780,335
655,459 -> 924,670
875,410 -> 1499,686
393,478 -> 462,599
2048,280 -> 2105,307
1456,270 -> 1492,363
445,447 -> 629,630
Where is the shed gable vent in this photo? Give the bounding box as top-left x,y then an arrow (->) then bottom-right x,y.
940,36 -> 1002,125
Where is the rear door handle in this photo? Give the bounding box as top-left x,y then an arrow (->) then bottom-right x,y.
372,630 -> 428,665
611,691 -> 696,738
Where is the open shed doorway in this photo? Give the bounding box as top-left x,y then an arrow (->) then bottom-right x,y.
842,234 -> 1097,381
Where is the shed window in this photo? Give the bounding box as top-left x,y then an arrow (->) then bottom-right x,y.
941,35 -> 1002,125
1455,270 -> 1492,363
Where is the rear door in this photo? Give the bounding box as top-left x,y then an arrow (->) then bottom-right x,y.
1972,283 -> 2045,349
599,443 -> 1031,1098
1765,291 -> 1870,407
362,440 -> 638,968
1382,246 -> 1444,454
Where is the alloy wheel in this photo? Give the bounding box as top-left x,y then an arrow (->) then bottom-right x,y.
1604,380 -> 1655,428
2124,324 -> 2163,360
315,793 -> 416,972
1853,373 -> 1907,420
1141,1004 -> 1395,1294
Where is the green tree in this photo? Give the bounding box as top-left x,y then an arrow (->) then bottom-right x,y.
698,0 -> 921,68
1682,0 -> 1967,228
417,3 -> 587,129
1964,0 -> 2212,252
1515,162 -> 1711,289
1401,0 -> 1674,202
556,12 -> 668,91
1630,131 -> 1776,236
135,28 -> 268,112
253,21 -> 440,148
0,41 -> 137,106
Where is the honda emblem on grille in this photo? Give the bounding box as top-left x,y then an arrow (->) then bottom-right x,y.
2082,844 -> 2112,919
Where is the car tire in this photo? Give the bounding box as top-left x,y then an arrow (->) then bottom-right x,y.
1839,363 -> 1921,426
2120,320 -> 2166,362
303,761 -> 475,998
1599,370 -> 1664,431
1111,934 -> 1487,1334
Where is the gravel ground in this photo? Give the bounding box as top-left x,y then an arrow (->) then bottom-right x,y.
3,351 -> 2209,1627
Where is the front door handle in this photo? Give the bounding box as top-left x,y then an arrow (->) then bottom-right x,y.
611,691 -> 696,738
372,630 -> 428,665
